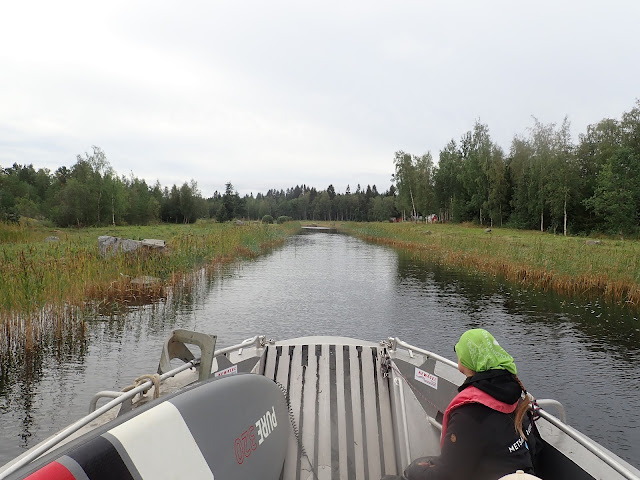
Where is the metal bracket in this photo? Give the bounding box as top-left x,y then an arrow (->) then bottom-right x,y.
157,329 -> 217,383
89,391 -> 133,414
536,398 -> 567,423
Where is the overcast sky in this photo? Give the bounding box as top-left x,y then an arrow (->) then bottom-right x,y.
1,1 -> 638,197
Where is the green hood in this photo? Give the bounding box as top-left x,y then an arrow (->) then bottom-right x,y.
455,329 -> 517,374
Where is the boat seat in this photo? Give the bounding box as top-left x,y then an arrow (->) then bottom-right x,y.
263,343 -> 398,480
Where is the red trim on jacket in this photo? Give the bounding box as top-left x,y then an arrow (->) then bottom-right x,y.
441,385 -> 519,448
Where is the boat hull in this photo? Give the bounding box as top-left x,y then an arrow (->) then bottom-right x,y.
3,334 -> 639,480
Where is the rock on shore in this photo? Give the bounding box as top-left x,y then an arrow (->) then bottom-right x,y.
98,236 -> 165,258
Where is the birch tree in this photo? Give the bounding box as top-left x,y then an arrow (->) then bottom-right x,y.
392,151 -> 417,220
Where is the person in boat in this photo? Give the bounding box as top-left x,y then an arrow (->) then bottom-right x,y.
385,328 -> 541,480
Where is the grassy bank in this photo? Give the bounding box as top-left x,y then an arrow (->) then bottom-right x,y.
0,221 -> 299,329
340,222 -> 640,308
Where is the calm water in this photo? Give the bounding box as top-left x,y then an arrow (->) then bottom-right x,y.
1,232 -> 639,467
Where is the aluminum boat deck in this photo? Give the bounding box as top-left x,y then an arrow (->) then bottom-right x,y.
263,341 -> 396,479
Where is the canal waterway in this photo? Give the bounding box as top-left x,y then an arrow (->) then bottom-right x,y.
1,231 -> 639,467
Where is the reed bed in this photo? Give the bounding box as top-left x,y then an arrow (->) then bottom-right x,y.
0,221 -> 299,352
340,222 -> 640,308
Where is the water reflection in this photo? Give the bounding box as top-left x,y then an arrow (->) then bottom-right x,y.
0,312 -> 88,456
395,250 -> 640,362
0,231 -> 638,467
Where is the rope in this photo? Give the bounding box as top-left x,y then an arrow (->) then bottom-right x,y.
274,380 -> 320,480
121,373 -> 162,399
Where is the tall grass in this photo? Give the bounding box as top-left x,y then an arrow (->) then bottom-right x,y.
341,222 -> 640,308
0,222 -> 49,244
0,221 -> 300,351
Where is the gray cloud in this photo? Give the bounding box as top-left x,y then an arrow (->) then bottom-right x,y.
1,0 -> 638,196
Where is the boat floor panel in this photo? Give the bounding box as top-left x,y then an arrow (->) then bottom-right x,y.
263,343 -> 398,480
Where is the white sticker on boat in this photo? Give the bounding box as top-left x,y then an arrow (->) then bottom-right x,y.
415,367 -> 438,389
214,365 -> 238,377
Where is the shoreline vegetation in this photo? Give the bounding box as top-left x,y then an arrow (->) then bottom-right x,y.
340,222 -> 640,308
0,221 -> 300,352
2,220 -> 639,354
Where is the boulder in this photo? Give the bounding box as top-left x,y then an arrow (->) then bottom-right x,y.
44,236 -> 60,243
130,275 -> 161,287
98,236 -> 165,258
141,239 -> 165,249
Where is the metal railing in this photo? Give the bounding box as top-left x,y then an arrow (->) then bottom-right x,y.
387,337 -> 459,369
537,409 -> 640,480
536,399 -> 566,423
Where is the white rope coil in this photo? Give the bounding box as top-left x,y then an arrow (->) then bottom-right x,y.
121,373 -> 161,399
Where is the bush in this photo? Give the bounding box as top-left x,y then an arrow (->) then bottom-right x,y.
277,216 -> 292,224
1,207 -> 20,224
261,215 -> 274,224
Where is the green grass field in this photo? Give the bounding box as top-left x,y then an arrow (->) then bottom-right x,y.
340,222 -> 640,308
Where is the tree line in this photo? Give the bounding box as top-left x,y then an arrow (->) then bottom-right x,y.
395,100 -> 640,235
0,147 -> 398,227
0,147 -> 207,227
1,101 -> 638,233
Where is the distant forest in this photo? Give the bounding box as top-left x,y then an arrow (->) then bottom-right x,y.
1,101 -> 638,234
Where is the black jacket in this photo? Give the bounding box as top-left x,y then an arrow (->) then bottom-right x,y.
404,370 -> 540,480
